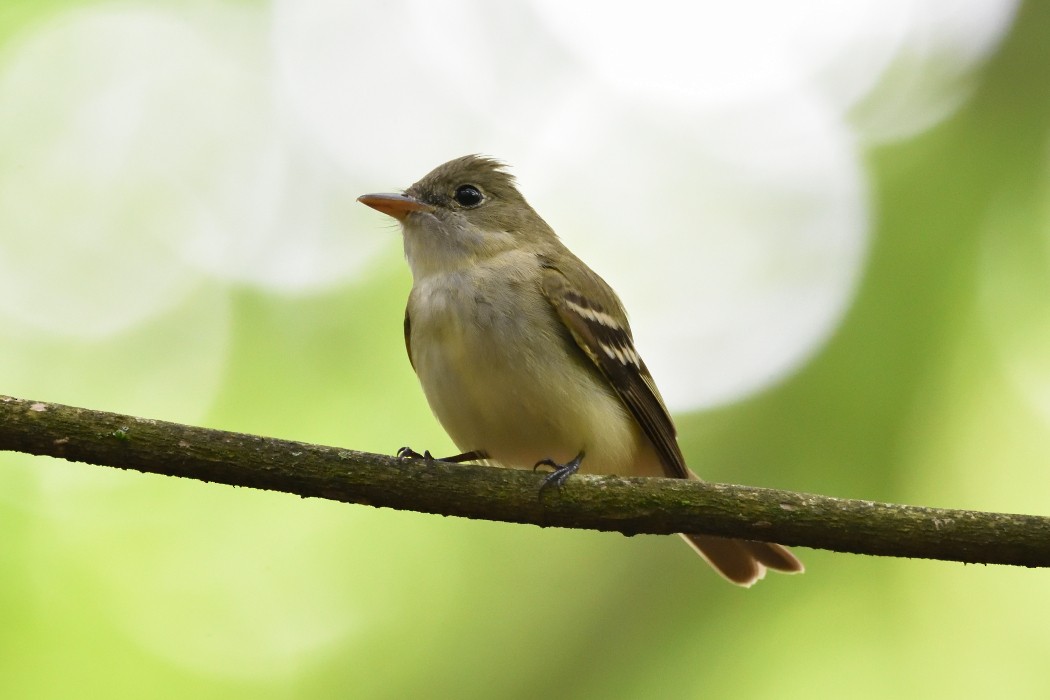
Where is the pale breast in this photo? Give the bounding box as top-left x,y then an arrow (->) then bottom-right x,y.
407,264 -> 643,475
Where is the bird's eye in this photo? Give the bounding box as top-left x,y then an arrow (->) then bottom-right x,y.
454,184 -> 484,208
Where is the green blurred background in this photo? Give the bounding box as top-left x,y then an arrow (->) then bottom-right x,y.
3,1 -> 1050,698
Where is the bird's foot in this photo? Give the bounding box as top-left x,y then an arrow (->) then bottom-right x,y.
534,451 -> 585,496
397,447 -> 488,464
397,446 -> 434,462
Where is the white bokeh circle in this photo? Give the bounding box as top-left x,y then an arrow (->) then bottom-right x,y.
848,0 -> 1020,142
0,5 -> 387,334
532,0 -> 1018,142
272,0 -> 580,183
533,0 -> 911,109
0,8 -> 209,337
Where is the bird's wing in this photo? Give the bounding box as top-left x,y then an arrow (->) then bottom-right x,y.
539,260 -> 688,479
404,306 -> 414,371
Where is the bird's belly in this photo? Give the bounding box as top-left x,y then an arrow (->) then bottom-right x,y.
410,288 -> 642,475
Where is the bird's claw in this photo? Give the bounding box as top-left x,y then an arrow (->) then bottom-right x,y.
397,446 -> 434,462
534,452 -> 584,497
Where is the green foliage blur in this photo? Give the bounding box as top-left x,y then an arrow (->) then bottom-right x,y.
2,2 -> 1050,699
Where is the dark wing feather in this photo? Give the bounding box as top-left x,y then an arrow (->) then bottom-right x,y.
539,262 -> 688,479
404,306 -> 414,371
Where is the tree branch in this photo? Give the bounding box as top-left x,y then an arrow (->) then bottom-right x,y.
1,394 -> 1047,568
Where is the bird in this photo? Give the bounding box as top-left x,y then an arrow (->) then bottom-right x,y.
358,154 -> 803,586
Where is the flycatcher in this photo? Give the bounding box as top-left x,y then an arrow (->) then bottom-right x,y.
358,155 -> 802,586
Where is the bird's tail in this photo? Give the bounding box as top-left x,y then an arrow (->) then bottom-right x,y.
681,468 -> 804,586
680,534 -> 803,587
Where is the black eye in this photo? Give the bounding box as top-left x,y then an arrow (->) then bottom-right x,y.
454,184 -> 484,207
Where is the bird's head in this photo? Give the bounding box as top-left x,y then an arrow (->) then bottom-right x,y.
358,155 -> 556,279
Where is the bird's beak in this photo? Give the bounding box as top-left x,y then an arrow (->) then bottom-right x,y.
357,193 -> 435,221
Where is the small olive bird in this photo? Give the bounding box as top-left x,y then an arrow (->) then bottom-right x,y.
358,155 -> 802,585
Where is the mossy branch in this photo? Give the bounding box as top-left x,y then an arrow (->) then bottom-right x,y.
1,394 -> 1048,568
